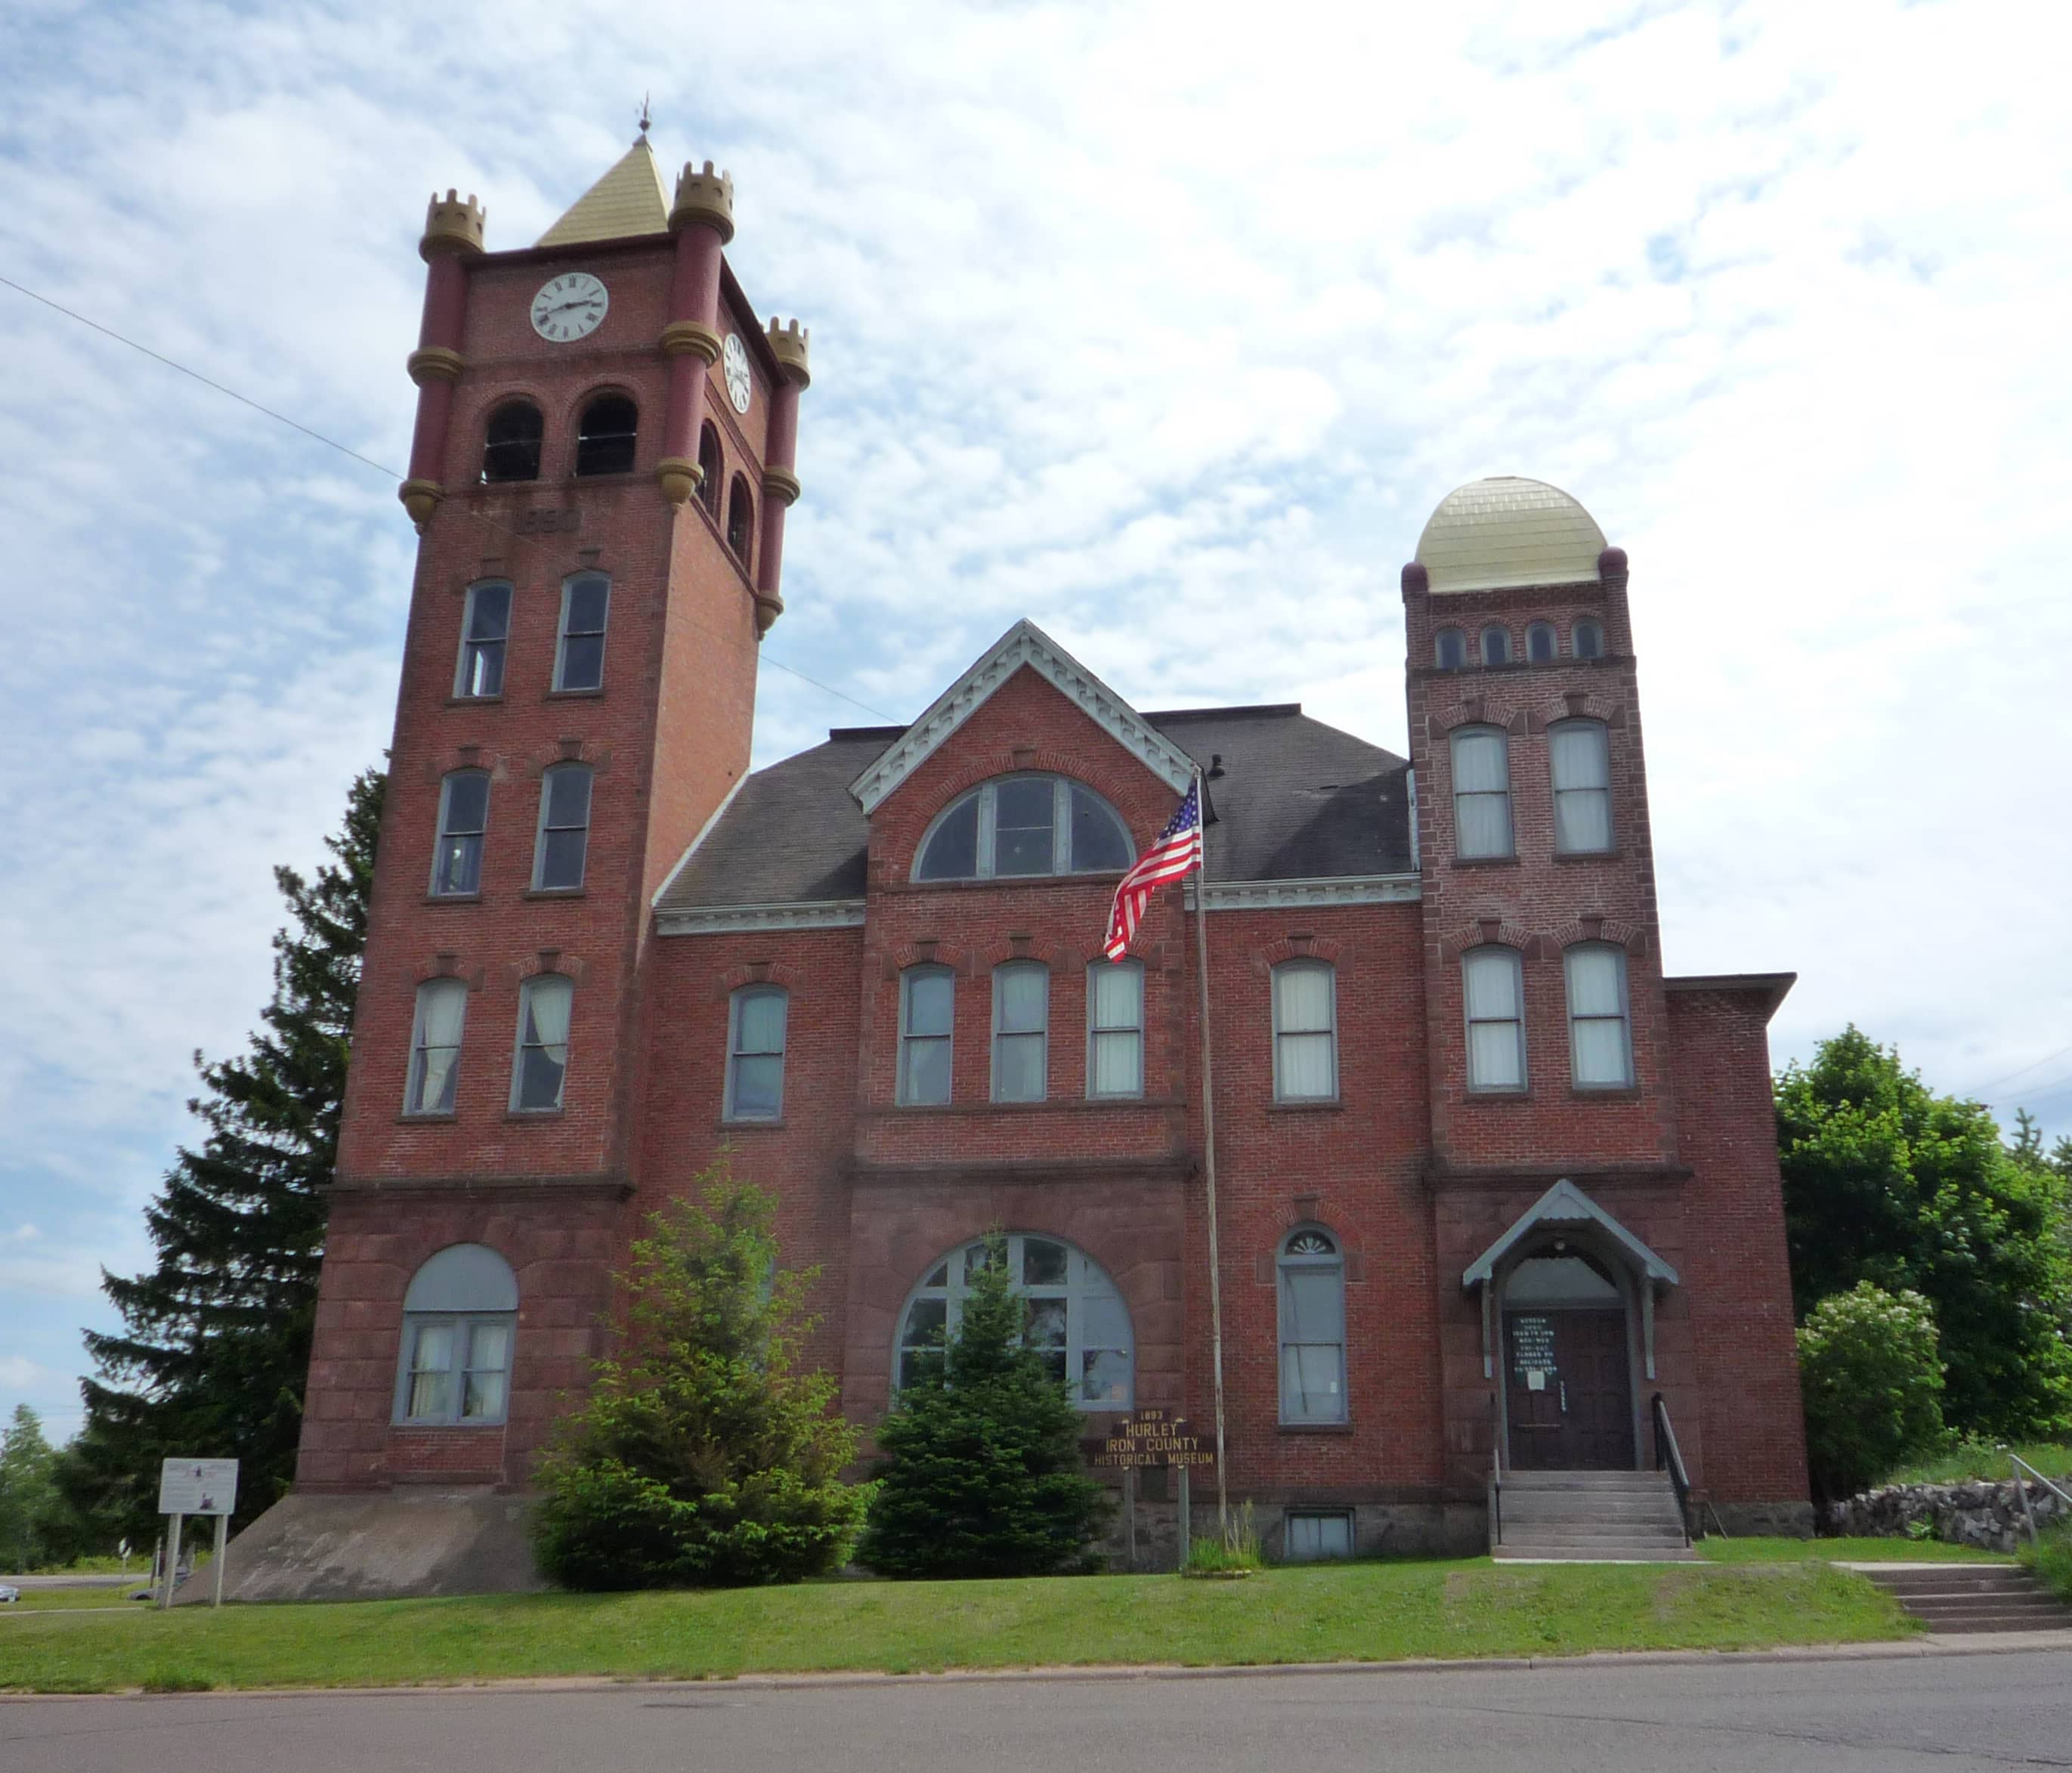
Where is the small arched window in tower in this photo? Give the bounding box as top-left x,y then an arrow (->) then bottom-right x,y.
1480,624 -> 1512,667
1573,617 -> 1605,660
1526,620 -> 1557,664
574,394 -> 638,477
726,474 -> 754,565
697,422 -> 723,517
481,400 -> 543,484
1434,627 -> 1466,671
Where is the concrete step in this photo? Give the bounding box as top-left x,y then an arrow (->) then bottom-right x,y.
1504,1471 -> 1676,1490
1860,1565 -> 2072,1634
1503,1505 -> 1686,1527
1916,1613 -> 2072,1635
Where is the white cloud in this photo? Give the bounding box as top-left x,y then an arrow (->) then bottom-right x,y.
2,0 -> 2069,1429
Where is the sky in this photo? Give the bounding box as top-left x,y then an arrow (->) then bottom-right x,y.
2,0 -> 2068,1440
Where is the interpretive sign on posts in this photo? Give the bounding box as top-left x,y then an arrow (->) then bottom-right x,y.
157,1458 -> 240,1611
1087,1411 -> 1213,1570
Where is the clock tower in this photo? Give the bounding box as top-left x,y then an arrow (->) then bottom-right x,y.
299,134 -> 812,1497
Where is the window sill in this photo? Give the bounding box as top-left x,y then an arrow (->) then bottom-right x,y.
1570,1085 -> 1641,1100
1269,1098 -> 1343,1112
1277,1421 -> 1354,1436
1463,1088 -> 1530,1104
424,892 -> 481,905
874,1097 -> 1180,1116
391,1419 -> 506,1431
565,470 -> 641,486
444,695 -> 503,707
1553,849 -> 1620,863
504,1108 -> 566,1121
719,1117 -> 786,1131
546,686 -> 605,700
397,1112 -> 458,1125
522,886 -> 587,900
1451,855 -> 1520,868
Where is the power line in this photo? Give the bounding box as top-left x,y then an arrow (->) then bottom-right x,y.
1966,1040 -> 2072,1102
0,273 -> 905,726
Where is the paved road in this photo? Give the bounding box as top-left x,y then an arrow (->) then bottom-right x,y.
5,1650 -> 2070,1772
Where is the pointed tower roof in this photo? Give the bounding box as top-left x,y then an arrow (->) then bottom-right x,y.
536,135 -> 670,247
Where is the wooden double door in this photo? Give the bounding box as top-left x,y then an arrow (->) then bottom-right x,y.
1504,1307 -> 1636,1470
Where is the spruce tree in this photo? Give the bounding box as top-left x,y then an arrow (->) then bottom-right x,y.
0,1406 -> 70,1571
532,1163 -> 868,1589
61,769 -> 383,1541
858,1232 -> 1109,1580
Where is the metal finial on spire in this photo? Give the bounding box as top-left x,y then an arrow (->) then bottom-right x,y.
638,93 -> 652,138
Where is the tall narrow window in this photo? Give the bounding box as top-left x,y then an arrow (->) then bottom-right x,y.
1480,624 -> 1512,666
697,421 -> 723,516
553,574 -> 610,693
405,977 -> 469,1115
725,986 -> 787,1122
511,973 -> 574,1111
992,962 -> 1050,1103
898,965 -> 954,1105
727,474 -> 754,565
1565,943 -> 1634,1088
394,1244 -> 517,1426
531,763 -> 592,890
574,394 -> 638,476
1279,1229 -> 1347,1424
431,769 -> 489,897
1434,627 -> 1466,671
1087,961 -> 1144,1098
455,582 -> 512,698
1451,726 -> 1513,860
1551,719 -> 1613,853
1573,617 -> 1605,660
1463,946 -> 1526,1092
481,400 -> 543,483
1526,620 -> 1557,664
1272,961 -> 1338,1102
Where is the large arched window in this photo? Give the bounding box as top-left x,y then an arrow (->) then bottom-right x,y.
914,775 -> 1134,881
574,394 -> 638,476
1450,725 -> 1513,860
481,400 -> 543,483
394,1244 -> 516,1425
697,422 -> 723,517
1278,1228 -> 1346,1425
896,1234 -> 1133,1409
726,473 -> 754,565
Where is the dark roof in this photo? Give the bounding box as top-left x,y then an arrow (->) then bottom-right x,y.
656,701 -> 1410,914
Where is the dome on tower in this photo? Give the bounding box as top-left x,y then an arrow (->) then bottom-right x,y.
1414,477 -> 1607,593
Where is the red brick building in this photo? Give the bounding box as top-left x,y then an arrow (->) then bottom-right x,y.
263,140 -> 1811,1592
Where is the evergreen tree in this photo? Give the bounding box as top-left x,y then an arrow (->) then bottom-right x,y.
858,1231 -> 1109,1580
1777,1027 -> 2072,1441
61,769 -> 383,1542
532,1163 -> 868,1589
0,1406 -> 70,1571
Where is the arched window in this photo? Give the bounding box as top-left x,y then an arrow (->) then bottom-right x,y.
481,400 -> 543,483
991,962 -> 1049,1103
896,1233 -> 1133,1409
697,421 -> 723,517
574,394 -> 638,476
1279,1228 -> 1346,1425
1463,946 -> 1525,1093
1550,719 -> 1613,853
1480,625 -> 1512,667
454,581 -> 511,699
531,763 -> 592,890
725,986 -> 787,1122
1434,627 -> 1466,671
430,769 -> 489,897
1450,725 -> 1513,859
405,977 -> 469,1115
726,473 -> 754,564
1087,960 -> 1144,1099
553,572 -> 611,693
394,1244 -> 516,1425
1271,960 -> 1338,1102
914,776 -> 1134,881
1573,617 -> 1605,660
510,973 -> 573,1112
1526,620 -> 1557,664
1565,942 -> 1633,1089
898,964 -> 954,1105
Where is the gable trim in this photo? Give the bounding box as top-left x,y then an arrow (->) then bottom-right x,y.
655,898 -> 867,937
1186,873 -> 1422,911
1462,1177 -> 1680,1290
650,773 -> 747,910
848,620 -> 1195,814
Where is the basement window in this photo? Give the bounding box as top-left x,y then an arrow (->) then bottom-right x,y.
1284,1510 -> 1354,1562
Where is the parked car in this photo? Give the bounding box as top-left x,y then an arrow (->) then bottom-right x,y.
0,1583 -> 20,1604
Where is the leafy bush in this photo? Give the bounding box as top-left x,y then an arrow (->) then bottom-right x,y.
858,1231 -> 1109,1579
532,1165 -> 868,1589
2021,1522 -> 2072,1607
1797,1282 -> 1946,1500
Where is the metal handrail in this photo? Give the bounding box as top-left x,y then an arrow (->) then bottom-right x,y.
1651,1391 -> 1693,1546
1489,1391 -> 1503,1548
2011,1454 -> 2072,1549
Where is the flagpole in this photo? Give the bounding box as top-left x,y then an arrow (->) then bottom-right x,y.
1190,769 -> 1231,1536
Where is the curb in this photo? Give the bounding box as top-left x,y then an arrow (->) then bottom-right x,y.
7,1631 -> 2072,1703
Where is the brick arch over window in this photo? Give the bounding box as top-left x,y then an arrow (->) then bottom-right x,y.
709,958 -> 806,1001
1430,702 -> 1531,739
509,949 -> 588,985
1547,917 -> 1649,955
425,744 -> 507,781
1242,933 -> 1347,977
1523,694 -> 1628,733
1437,920 -> 1534,962
411,955 -> 484,990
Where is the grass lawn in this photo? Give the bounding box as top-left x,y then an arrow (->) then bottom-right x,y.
1698,1536 -> 2012,1565
0,1559 -> 1911,1694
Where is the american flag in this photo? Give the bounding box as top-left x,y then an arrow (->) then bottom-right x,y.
1102,779 -> 1205,961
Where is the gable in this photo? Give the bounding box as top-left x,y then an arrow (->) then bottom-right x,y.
848,620 -> 1195,815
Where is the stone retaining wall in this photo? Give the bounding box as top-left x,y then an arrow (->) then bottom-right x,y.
1823,1476 -> 2068,1553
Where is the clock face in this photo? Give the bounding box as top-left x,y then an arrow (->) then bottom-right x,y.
530,272 -> 608,342
722,332 -> 753,413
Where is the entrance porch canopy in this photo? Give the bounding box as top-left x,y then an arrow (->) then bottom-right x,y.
1462,1178 -> 1679,1381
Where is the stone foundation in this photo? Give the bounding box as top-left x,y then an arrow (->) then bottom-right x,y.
1823,1477 -> 2067,1554
1706,1498 -> 1817,1539
1098,1490 -> 1487,1570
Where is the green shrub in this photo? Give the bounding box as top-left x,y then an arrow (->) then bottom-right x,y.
1797,1282 -> 1946,1500
858,1231 -> 1109,1579
2021,1523 -> 2072,1606
1185,1502 -> 1263,1576
532,1165 -> 868,1589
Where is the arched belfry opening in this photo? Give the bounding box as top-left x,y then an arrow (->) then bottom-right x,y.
1463,1179 -> 1678,1472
